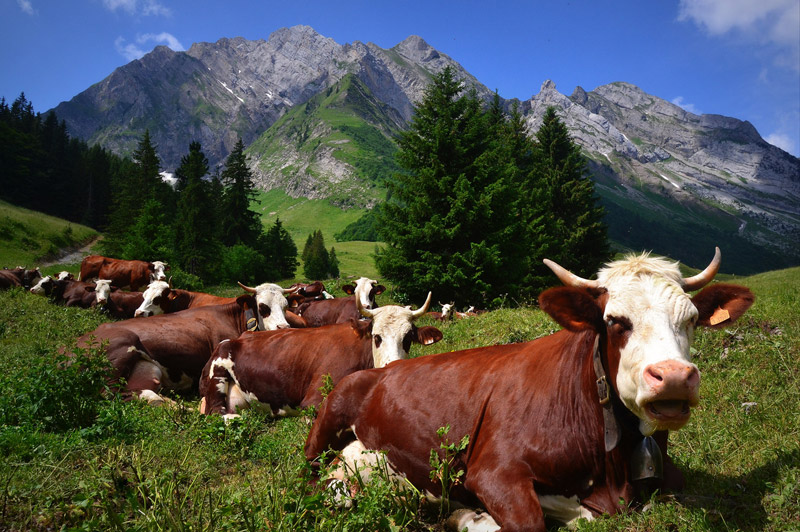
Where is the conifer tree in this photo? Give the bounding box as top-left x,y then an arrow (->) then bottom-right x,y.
103,130 -> 164,257
328,247 -> 340,278
219,138 -> 261,247
533,107 -> 609,278
262,218 -> 298,280
376,67 -> 519,305
303,229 -> 334,280
174,141 -> 219,278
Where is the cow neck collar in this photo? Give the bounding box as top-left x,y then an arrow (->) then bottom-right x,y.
593,336 -> 621,452
242,301 -> 260,332
592,336 -> 642,452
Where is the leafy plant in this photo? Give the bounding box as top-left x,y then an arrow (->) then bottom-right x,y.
429,424 -> 469,517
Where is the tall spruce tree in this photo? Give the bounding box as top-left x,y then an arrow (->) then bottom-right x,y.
302,230 -> 336,280
174,141 -> 219,278
219,138 -> 261,247
375,67 -> 520,305
103,130 -> 165,257
533,107 -> 609,278
262,218 -> 298,280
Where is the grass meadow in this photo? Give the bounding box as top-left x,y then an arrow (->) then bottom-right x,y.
0,201 -> 797,531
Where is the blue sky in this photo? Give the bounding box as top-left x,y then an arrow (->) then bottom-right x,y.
2,0 -> 799,156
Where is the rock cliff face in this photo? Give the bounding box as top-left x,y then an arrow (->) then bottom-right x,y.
50,25 -> 799,272
53,26 -> 488,170
519,80 -> 799,263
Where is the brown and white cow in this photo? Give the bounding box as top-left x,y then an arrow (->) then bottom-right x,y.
75,295 -> 265,403
30,276 -> 113,308
199,293 -> 442,418
304,249 -> 755,531
0,266 -> 41,289
79,255 -> 168,291
133,280 -> 236,317
134,280 -> 304,329
96,288 -> 145,320
296,277 -> 386,327
427,302 -> 455,321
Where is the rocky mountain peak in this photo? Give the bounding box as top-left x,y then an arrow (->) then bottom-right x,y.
394,35 -> 440,62
540,79 -> 558,92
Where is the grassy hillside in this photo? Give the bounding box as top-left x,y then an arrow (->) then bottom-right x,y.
253,189 -> 381,280
0,200 -> 97,268
247,73 -> 401,209
0,264 -> 796,530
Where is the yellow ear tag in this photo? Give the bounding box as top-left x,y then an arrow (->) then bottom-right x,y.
709,307 -> 730,326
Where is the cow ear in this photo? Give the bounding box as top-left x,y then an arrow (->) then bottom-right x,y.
415,326 -> 443,346
287,294 -> 304,307
348,318 -> 371,338
341,284 -> 356,295
539,286 -> 604,332
374,284 -> 386,295
235,294 -> 256,307
692,283 -> 755,329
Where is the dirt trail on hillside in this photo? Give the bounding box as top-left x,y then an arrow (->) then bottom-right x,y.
38,236 -> 101,267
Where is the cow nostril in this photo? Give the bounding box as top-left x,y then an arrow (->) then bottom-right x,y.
645,367 -> 664,383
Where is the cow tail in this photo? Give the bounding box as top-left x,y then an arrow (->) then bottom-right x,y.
200,340 -> 235,416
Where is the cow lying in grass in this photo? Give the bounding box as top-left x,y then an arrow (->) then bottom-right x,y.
305,248 -> 755,532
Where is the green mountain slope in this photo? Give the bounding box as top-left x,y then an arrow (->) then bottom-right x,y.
0,200 -> 97,268
246,74 -> 403,208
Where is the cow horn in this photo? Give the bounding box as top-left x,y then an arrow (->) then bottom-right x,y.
543,259 -> 600,290
682,247 -> 721,292
238,281 -> 257,294
284,285 -> 301,294
168,276 -> 173,289
411,292 -> 433,319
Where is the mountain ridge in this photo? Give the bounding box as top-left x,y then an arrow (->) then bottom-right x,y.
47,25 -> 799,273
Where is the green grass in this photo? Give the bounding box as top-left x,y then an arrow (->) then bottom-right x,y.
0,261 -> 797,531
0,200 -> 97,268
252,189 -> 382,280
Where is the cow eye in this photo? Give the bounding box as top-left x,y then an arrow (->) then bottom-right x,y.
606,316 -> 631,333
259,303 -> 271,316
373,335 -> 383,348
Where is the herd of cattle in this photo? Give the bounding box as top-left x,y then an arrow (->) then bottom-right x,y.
2,248 -> 755,531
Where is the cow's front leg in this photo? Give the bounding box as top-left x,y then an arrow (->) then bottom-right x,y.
464,464 -> 546,532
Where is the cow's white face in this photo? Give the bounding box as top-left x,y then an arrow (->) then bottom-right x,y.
135,280 -> 170,317
440,303 -> 453,319
251,283 -> 290,330
57,271 -> 72,281
94,279 -> 113,305
30,276 -> 53,295
150,261 -> 168,282
354,277 -> 379,310
598,256 -> 701,436
365,293 -> 439,368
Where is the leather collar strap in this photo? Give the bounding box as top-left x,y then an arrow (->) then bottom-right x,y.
593,337 -> 621,452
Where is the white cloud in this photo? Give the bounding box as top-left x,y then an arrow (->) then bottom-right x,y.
17,0 -> 35,15
139,32 -> 185,51
678,0 -> 800,69
103,0 -> 171,17
115,32 -> 184,61
671,96 -> 701,115
115,37 -> 146,61
764,133 -> 796,153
